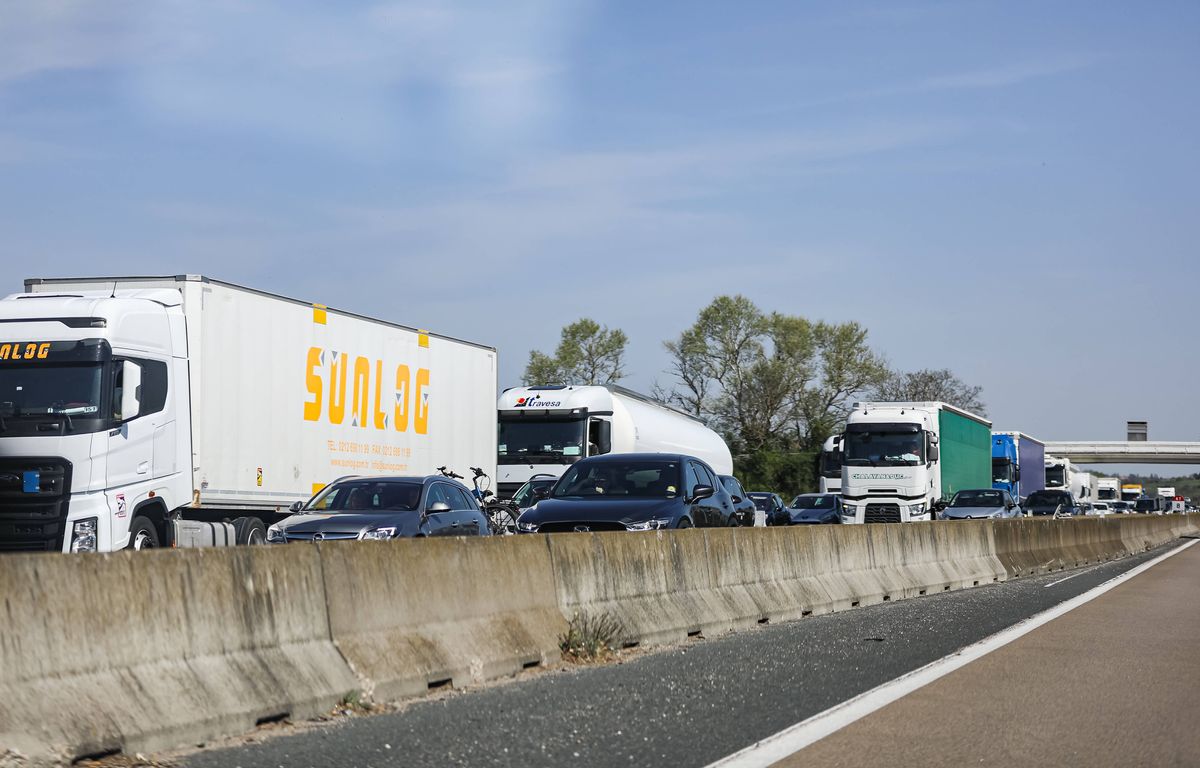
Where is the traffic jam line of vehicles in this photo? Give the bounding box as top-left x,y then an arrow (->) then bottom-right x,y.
0,275 -> 1189,554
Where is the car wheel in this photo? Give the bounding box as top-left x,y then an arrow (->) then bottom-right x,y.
676,517 -> 693,529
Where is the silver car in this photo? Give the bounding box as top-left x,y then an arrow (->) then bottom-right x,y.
938,489 -> 1022,520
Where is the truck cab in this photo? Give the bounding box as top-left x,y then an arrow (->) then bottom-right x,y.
496,384 -> 731,499
818,434 -> 843,494
0,289 -> 190,553
991,434 -> 1019,498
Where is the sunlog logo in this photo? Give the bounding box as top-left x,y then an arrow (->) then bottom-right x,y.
303,347 -> 430,434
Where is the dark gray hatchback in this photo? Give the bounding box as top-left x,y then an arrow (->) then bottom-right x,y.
266,475 -> 489,542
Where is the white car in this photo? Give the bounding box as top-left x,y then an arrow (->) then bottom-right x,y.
1088,501 -> 1113,516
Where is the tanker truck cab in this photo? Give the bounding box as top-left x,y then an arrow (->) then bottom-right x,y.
840,401 -> 991,524
0,289 -> 190,553
496,384 -> 731,498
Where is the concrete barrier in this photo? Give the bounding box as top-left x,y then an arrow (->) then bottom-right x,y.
2,514 -> 1197,762
0,545 -> 358,763
318,535 -> 565,703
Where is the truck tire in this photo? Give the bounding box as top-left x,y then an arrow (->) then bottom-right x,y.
128,516 -> 159,550
233,517 -> 267,546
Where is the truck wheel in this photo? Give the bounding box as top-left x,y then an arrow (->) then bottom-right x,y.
233,517 -> 267,545
128,516 -> 159,550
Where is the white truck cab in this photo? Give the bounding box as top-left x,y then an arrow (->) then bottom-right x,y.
496,385 -> 731,498
0,289 -> 191,552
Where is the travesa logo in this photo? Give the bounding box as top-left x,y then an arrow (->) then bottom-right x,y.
849,472 -> 908,480
515,394 -> 562,408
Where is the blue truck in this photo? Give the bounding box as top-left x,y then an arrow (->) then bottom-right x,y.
991,432 -> 1046,503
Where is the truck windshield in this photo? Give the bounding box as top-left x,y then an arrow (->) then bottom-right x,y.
1045,467 -> 1066,487
498,418 -> 586,463
844,430 -> 924,466
819,449 -> 842,477
0,364 -> 105,425
992,459 -> 1013,483
1097,489 -> 1117,501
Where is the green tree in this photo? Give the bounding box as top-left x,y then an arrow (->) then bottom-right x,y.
522,318 -> 629,385
661,296 -> 888,453
872,367 -> 987,416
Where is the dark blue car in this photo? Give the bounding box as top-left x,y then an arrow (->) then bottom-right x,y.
515,453 -> 739,532
786,493 -> 845,524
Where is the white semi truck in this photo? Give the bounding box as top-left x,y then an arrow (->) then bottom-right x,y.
1096,477 -> 1120,502
495,385 -> 732,497
0,275 -> 497,553
1044,455 -> 1072,491
840,401 -> 992,524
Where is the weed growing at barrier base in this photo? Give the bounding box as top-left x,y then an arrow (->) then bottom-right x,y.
559,611 -> 624,663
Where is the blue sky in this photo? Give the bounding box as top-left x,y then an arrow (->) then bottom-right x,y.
1,1 -> 1197,468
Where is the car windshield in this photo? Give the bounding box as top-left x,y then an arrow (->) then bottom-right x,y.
748,495 -> 775,511
951,490 -> 1005,507
792,495 -> 835,509
992,459 -> 1012,484
1135,499 -> 1158,511
844,429 -> 924,467
305,480 -> 422,512
552,460 -> 680,499
497,418 -> 586,461
1026,491 -> 1069,506
512,478 -> 556,507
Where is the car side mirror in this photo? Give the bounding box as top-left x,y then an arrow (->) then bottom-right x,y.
289,501 -> 304,513
426,501 -> 452,514
533,486 -> 550,500
731,495 -> 743,504
690,484 -> 714,502
1005,502 -> 1014,510
933,500 -> 948,511
120,360 -> 142,421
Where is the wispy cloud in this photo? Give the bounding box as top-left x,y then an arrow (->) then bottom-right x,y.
908,55 -> 1096,93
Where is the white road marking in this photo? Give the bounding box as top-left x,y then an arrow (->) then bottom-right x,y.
1043,569 -> 1091,588
706,538 -> 1199,768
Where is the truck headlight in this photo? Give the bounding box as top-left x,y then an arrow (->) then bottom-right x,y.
516,520 -> 540,533
906,503 -> 927,518
70,518 -> 98,553
626,517 -> 672,531
266,524 -> 286,543
359,526 -> 397,541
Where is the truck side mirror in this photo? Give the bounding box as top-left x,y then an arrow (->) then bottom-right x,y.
928,444 -> 939,462
120,360 -> 142,421
1014,467 -> 1021,481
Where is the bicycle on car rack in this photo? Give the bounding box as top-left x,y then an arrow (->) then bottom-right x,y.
440,465 -> 520,535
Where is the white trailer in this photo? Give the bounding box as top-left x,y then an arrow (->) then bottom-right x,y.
0,275 -> 496,553
496,384 -> 732,497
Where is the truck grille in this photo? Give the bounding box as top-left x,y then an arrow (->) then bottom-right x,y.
864,503 -> 901,524
0,458 -> 72,553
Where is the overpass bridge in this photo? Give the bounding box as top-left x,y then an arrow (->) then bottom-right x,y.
1043,441 -> 1200,464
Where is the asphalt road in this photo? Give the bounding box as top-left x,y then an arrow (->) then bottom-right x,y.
184,542 -> 1189,768
778,538 -> 1200,767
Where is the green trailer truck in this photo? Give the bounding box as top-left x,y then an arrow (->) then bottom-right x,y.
839,401 -> 992,523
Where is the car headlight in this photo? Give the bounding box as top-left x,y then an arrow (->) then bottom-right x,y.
516,519 -> 540,533
359,526 -> 397,541
266,524 -> 286,543
70,518 -> 98,553
625,517 -> 673,531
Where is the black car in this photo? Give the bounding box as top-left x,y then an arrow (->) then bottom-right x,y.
719,475 -> 756,526
1023,489 -> 1081,517
748,492 -> 788,526
266,475 -> 490,542
786,493 -> 845,524
515,453 -> 739,532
